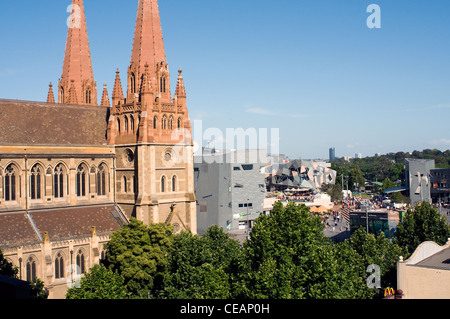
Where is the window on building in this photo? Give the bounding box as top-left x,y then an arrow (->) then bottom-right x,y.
233,167 -> 241,171
162,116 -> 167,130
117,118 -> 121,134
130,115 -> 135,132
123,176 -> 128,193
97,164 -> 107,196
241,164 -> 254,171
55,253 -> 64,279
131,73 -> 136,94
124,116 -> 129,132
172,175 -> 177,192
160,76 -> 166,93
54,164 -> 65,198
76,165 -> 87,197
153,116 -> 158,129
85,88 -> 92,104
26,257 -> 36,282
4,164 -> 17,202
177,117 -> 182,129
161,176 -> 166,193
30,165 -> 42,200
169,116 -> 173,130
76,250 -> 85,275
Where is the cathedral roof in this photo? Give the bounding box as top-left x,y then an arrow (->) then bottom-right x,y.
0,99 -> 109,146
0,205 -> 127,248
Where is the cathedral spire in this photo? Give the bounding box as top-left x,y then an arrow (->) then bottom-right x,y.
175,68 -> 186,98
47,82 -> 55,104
112,68 -> 124,106
58,0 -> 97,105
100,83 -> 110,107
128,0 -> 170,102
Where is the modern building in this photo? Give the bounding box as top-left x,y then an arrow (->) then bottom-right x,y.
0,0 -> 196,298
329,148 -> 336,162
266,159 -> 336,192
194,149 -> 267,234
405,158 -> 435,206
349,209 -> 400,239
430,168 -> 450,205
397,239 -> 450,299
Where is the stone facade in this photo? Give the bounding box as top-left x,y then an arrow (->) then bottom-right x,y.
0,0 -> 195,298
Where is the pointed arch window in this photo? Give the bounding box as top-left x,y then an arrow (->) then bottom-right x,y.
118,118 -> 122,135
177,117 -> 182,129
60,87 -> 65,104
161,176 -> 166,193
97,164 -> 107,196
162,116 -> 167,130
85,87 -> 92,104
160,76 -> 166,93
4,164 -> 18,202
26,257 -> 37,282
124,116 -> 129,133
55,253 -> 64,279
131,72 -> 136,94
168,116 -> 173,130
153,116 -> 158,129
30,165 -> 42,200
76,165 -> 87,197
130,115 -> 135,132
54,164 -> 65,198
76,250 -> 86,275
123,176 -> 128,193
172,175 -> 177,192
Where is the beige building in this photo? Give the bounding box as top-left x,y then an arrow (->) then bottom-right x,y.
0,0 -> 196,299
397,239 -> 450,299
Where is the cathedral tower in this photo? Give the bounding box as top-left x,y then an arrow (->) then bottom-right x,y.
56,0 -> 98,105
108,0 -> 196,233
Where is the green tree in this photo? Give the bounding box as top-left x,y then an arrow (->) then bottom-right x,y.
66,264 -> 128,299
237,202 -> 371,299
104,218 -> 174,298
349,164 -> 365,192
394,202 -> 450,254
162,225 -> 241,299
346,227 -> 405,294
29,278 -> 48,299
381,177 -> 396,192
0,250 -> 18,278
320,183 -> 343,202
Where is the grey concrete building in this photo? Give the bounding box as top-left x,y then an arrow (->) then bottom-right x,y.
194,149 -> 267,235
405,158 -> 435,206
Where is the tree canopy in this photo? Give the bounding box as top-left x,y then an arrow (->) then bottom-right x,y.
103,218 -> 174,298
394,202 -> 450,254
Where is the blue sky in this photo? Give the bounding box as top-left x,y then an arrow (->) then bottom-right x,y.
0,1 -> 449,159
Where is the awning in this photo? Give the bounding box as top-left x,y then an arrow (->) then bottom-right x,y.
383,186 -> 408,194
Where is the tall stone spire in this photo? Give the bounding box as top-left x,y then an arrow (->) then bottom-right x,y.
127,0 -> 170,102
100,83 -> 110,107
175,68 -> 186,98
112,68 -> 124,106
47,82 -> 55,104
58,0 -> 97,105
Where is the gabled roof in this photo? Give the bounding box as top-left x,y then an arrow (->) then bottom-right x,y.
0,205 -> 127,248
0,99 -> 109,146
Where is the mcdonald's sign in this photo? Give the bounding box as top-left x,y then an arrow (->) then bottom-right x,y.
384,287 -> 395,297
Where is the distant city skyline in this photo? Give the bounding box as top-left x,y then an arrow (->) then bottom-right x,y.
1,0 -> 449,159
